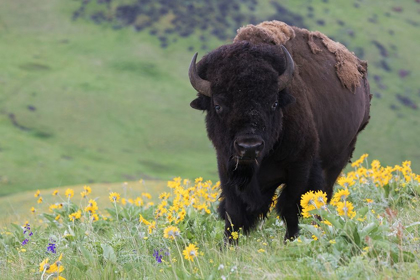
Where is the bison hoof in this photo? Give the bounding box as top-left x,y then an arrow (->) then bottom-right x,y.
283,230 -> 299,244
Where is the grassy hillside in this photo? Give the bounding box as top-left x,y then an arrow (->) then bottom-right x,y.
0,179 -> 167,226
0,160 -> 419,279
0,0 -> 419,196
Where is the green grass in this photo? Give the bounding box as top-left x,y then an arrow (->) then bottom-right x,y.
0,0 -> 419,196
0,160 -> 419,279
0,180 -> 167,227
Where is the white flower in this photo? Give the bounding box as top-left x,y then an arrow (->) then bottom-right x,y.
218,264 -> 224,270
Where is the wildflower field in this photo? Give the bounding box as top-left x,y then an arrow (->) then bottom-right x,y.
1,155 -> 420,279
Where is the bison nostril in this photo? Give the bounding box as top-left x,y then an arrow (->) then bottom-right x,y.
234,138 -> 264,158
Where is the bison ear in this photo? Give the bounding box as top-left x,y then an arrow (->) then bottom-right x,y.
279,91 -> 296,108
190,94 -> 210,110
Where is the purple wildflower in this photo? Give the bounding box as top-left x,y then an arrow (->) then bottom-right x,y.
153,249 -> 162,263
22,239 -> 29,246
46,243 -> 57,254
23,224 -> 32,236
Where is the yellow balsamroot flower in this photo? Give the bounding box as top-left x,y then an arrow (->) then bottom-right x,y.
88,199 -> 98,209
166,212 -> 175,223
69,210 -> 82,221
300,191 -> 316,209
34,190 -> 41,198
52,190 -> 59,196
91,214 -> 99,222
80,191 -> 88,198
40,253 -> 64,273
322,220 -> 332,226
365,198 -> 373,204
55,214 -> 61,221
336,201 -> 356,218
84,185 -> 92,194
167,179 -> 180,189
337,176 -> 355,188
109,192 -> 120,203
31,207 -> 36,213
313,190 -> 327,208
330,188 -> 350,206
155,206 -> 168,218
163,226 -> 180,240
142,192 -> 152,200
351,153 -> 368,168
139,214 -> 151,225
148,221 -> 156,234
195,177 -> 203,184
371,160 -> 381,171
49,204 -> 59,212
159,192 -> 171,200
183,244 -> 199,261
135,197 -> 144,206
37,197 -> 43,204
127,198 -> 134,205
301,206 -> 315,218
39,257 -> 49,272
121,198 -> 127,205
65,189 -> 74,199
231,231 -> 239,240
84,205 -> 97,214
176,209 -> 186,224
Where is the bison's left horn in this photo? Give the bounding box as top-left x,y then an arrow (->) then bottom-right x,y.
278,45 -> 295,91
189,53 -> 212,97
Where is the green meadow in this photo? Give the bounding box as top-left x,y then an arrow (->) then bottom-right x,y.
0,159 -> 419,279
0,1 -> 420,278
0,0 -> 419,197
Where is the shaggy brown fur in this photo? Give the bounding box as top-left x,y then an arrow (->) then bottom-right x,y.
189,21 -> 371,243
234,20 -> 366,92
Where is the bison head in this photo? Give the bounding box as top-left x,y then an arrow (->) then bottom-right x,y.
189,42 -> 295,188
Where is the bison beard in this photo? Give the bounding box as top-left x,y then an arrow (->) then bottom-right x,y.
189,21 -> 371,243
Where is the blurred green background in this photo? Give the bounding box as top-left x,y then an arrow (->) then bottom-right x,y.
0,0 -> 419,196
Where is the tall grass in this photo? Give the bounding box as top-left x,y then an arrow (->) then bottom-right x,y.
1,155 -> 419,279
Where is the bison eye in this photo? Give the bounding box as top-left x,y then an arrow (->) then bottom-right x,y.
271,101 -> 279,110
214,104 -> 222,113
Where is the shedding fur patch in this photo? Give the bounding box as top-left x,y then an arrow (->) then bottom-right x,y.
306,30 -> 362,90
234,20 -> 365,92
234,20 -> 295,45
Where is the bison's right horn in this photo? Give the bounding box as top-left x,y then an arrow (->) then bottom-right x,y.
278,45 -> 295,91
189,53 -> 212,97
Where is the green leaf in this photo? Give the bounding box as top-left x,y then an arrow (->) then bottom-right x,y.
401,251 -> 416,262
79,246 -> 95,267
300,224 -> 321,239
10,223 -> 22,233
356,206 -> 369,218
41,213 -> 56,223
383,184 -> 390,198
101,243 -> 117,264
360,222 -> 379,237
321,212 -> 343,229
352,226 -> 361,246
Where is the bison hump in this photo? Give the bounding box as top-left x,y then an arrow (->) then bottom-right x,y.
234,20 -> 296,46
234,20 -> 365,93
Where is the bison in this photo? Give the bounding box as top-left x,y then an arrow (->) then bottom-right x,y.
188,21 -> 371,242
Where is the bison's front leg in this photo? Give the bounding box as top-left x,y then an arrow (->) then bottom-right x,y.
276,159 -> 324,241
218,198 -> 260,244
